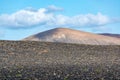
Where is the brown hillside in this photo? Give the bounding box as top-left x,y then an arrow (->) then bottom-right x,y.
23,28 -> 120,45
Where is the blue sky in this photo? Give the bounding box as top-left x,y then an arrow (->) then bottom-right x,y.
0,0 -> 120,40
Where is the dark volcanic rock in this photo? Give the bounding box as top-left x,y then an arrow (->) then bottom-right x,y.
0,40 -> 120,80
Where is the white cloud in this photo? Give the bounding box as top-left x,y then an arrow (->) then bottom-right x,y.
46,5 -> 63,12
0,5 -> 116,29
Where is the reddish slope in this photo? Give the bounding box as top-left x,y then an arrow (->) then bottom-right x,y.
23,28 -> 120,45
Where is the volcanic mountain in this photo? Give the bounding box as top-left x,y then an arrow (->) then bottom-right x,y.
23,28 -> 120,45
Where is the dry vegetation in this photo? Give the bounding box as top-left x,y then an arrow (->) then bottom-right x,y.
0,40 -> 120,80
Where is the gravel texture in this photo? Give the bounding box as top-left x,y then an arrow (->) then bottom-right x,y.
0,40 -> 120,80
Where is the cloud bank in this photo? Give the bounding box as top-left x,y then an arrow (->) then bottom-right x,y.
0,5 -> 117,29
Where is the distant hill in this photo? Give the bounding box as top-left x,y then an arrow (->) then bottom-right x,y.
100,33 -> 120,38
23,28 -> 120,45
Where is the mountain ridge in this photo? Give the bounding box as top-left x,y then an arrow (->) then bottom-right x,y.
100,33 -> 120,38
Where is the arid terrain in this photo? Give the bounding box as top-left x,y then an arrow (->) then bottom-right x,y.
0,40 -> 120,80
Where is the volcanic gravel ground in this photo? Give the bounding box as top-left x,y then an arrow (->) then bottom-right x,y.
0,40 -> 120,80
